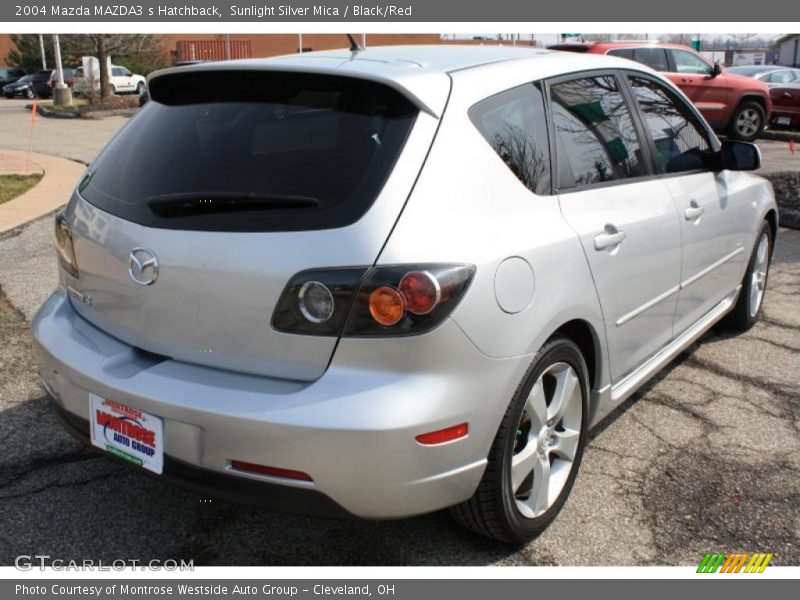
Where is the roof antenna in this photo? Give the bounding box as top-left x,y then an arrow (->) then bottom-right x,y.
347,34 -> 364,53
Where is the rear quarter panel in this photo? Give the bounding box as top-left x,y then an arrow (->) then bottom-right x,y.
377,66 -> 611,404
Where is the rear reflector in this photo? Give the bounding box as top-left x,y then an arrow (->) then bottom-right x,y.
415,423 -> 469,445
230,460 -> 313,482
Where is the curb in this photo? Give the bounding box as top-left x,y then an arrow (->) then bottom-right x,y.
0,149 -> 85,233
762,129 -> 800,143
760,171 -> 800,230
28,102 -> 139,120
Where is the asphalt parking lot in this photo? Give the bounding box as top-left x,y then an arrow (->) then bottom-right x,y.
0,99 -> 798,566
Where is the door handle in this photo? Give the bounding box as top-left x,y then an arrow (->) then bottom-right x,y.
684,201 -> 704,221
594,225 -> 626,251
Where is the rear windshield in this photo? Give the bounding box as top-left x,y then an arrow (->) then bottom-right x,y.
81,71 -> 418,232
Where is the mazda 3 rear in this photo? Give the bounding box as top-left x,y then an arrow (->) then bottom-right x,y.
33,46 -> 777,543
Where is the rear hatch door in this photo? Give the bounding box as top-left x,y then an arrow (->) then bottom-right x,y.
65,69 -> 443,380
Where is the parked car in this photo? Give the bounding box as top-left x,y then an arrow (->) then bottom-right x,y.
768,82 -> 800,129
549,41 -> 773,141
48,68 -> 78,91
2,70 -> 53,99
727,65 -> 800,86
33,46 -> 777,544
0,66 -> 26,89
73,65 -> 146,95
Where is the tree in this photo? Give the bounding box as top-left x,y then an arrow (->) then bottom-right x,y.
6,34 -> 53,74
729,33 -> 757,49
61,34 -> 163,99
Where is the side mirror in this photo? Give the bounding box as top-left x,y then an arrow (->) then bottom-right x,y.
718,139 -> 761,171
711,62 -> 722,78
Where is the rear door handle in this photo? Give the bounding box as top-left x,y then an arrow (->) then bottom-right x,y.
594,226 -> 626,251
684,201 -> 704,221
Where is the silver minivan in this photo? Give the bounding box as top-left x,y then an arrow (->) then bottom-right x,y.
33,46 -> 777,543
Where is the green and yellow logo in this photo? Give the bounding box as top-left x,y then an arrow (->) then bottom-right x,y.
697,552 -> 774,573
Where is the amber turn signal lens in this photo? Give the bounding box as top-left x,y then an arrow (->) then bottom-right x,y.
369,286 -> 405,326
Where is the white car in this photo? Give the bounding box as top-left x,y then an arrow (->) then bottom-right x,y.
73,65 -> 146,95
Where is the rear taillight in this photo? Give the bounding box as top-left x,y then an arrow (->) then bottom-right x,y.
344,264 -> 475,336
272,268 -> 368,336
272,264 -> 475,337
54,212 -> 79,278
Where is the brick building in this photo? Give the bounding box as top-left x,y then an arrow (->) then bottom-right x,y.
160,34 -> 445,63
0,35 -> 15,64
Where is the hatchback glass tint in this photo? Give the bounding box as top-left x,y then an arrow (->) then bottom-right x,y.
629,76 -> 713,173
81,71 -> 417,232
469,83 -> 551,195
550,75 -> 645,188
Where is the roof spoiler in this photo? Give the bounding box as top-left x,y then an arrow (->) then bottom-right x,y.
146,61 -> 450,118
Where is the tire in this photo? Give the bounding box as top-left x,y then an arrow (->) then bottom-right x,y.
25,88 -> 34,99
451,336 -> 589,544
136,82 -> 145,95
722,221 -> 772,331
727,101 -> 766,141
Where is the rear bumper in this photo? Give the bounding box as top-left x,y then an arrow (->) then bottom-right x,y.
33,291 -> 527,519
51,398 -> 355,518
770,112 -> 800,128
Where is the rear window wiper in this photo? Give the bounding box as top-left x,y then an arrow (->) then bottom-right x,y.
147,192 -> 319,218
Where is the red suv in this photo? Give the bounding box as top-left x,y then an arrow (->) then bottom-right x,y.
549,41 -> 773,141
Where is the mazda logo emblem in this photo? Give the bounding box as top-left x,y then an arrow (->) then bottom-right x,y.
128,247 -> 159,286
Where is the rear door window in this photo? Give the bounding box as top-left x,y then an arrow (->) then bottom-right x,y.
80,71 -> 418,232
607,48 -> 634,61
634,47 -> 669,72
549,74 -> 647,188
469,83 -> 551,195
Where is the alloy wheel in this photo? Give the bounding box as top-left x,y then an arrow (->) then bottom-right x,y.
511,361 -> 583,519
749,232 -> 769,317
736,108 -> 761,138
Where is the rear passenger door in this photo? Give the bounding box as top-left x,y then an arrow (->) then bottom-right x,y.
551,72 -> 683,382
625,74 -> 748,336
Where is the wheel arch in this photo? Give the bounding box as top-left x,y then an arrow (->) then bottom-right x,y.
549,318 -> 602,392
738,93 -> 768,114
764,208 -> 778,257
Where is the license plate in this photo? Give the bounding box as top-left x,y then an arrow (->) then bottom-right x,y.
776,116 -> 791,126
89,394 -> 164,474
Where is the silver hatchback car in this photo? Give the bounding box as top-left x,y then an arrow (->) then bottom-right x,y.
33,46 -> 777,544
